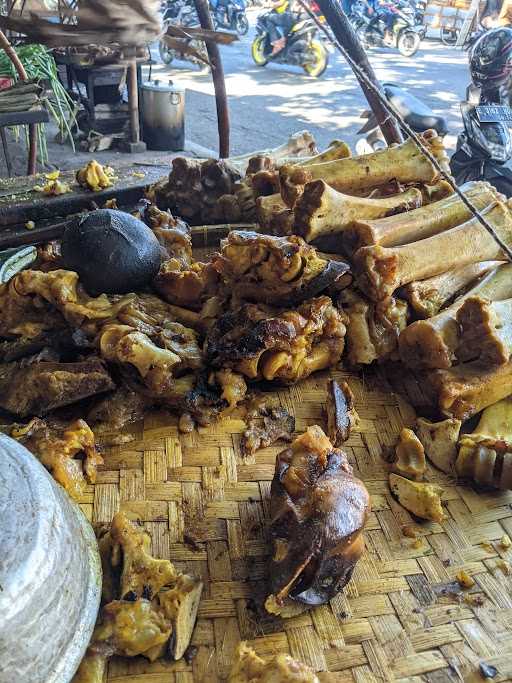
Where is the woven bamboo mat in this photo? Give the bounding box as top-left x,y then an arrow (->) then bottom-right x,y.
78,242 -> 512,682
78,364 -> 512,683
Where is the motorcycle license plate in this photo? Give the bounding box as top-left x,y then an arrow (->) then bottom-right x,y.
476,105 -> 512,123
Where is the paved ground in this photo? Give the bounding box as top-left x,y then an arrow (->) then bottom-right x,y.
147,9 -> 469,155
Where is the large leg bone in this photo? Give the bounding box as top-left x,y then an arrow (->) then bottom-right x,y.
456,296 -> 512,366
355,201 -> 512,302
227,130 -> 317,174
344,181 -> 500,254
429,360 -> 512,421
295,180 -> 423,242
401,261 -> 504,319
279,130 -> 448,208
399,264 -> 512,370
251,141 -> 352,202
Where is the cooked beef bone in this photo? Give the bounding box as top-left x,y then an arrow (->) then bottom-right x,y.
241,406 -> 295,456
0,358 -> 115,418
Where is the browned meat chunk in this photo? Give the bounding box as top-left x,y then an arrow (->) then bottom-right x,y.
211,230 -> 350,306
326,379 -> 359,446
11,417 -> 102,499
205,296 -> 346,384
0,358 -> 115,418
267,426 -> 370,608
241,406 -> 295,456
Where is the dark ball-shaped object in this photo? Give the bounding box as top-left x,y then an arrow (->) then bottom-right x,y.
62,209 -> 162,295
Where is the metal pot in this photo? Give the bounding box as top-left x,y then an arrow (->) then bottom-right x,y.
141,80 -> 185,151
0,434 -> 101,683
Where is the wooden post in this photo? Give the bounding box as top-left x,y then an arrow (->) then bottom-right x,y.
0,29 -> 38,174
193,0 -> 230,158
315,0 -> 403,145
128,60 -> 140,144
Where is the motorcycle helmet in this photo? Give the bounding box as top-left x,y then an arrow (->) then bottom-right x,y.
469,27 -> 512,91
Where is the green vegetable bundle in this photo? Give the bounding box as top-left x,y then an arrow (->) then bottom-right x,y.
0,44 -> 76,164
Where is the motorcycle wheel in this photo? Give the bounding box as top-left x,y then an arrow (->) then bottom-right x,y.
159,40 -> 175,65
251,36 -> 268,66
397,30 -> 420,57
235,13 -> 249,35
303,40 -> 328,77
440,27 -> 458,45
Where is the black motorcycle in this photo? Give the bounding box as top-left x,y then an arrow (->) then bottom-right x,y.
210,0 -> 249,36
251,12 -> 329,77
450,87 -> 512,196
355,82 -> 448,154
350,0 -> 425,57
159,0 -> 208,68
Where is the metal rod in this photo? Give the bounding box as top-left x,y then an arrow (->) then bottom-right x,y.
0,29 -> 38,175
310,0 -> 403,145
193,0 -> 230,158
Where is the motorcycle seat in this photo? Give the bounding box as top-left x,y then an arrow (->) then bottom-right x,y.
383,83 -> 448,136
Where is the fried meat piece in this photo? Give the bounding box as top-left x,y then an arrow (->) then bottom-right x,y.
211,230 -> 350,306
391,427 -> 426,481
340,288 -> 408,365
7,270 -> 204,397
267,426 -> 370,608
205,296 -> 346,384
326,379 -> 359,446
0,358 -> 114,418
87,387 -> 148,434
144,205 -> 192,265
78,512 -> 203,677
241,406 -> 295,456
0,274 -> 66,340
389,473 -> 445,523
153,259 -> 219,309
11,417 -> 102,499
228,642 -> 321,683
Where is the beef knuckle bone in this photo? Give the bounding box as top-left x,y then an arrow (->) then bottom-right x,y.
294,180 -> 423,242
279,130 -> 446,209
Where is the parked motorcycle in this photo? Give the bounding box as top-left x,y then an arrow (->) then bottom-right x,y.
450,28 -> 512,196
350,0 -> 425,57
159,0 -> 208,68
355,82 -> 448,154
251,12 -> 329,77
210,0 -> 249,36
356,28 -> 512,197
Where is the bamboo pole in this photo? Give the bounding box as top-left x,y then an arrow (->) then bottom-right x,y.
0,29 -> 38,175
193,0 -> 230,158
314,0 -> 403,145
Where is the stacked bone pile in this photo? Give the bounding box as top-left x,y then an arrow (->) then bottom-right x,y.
153,129 -> 512,500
